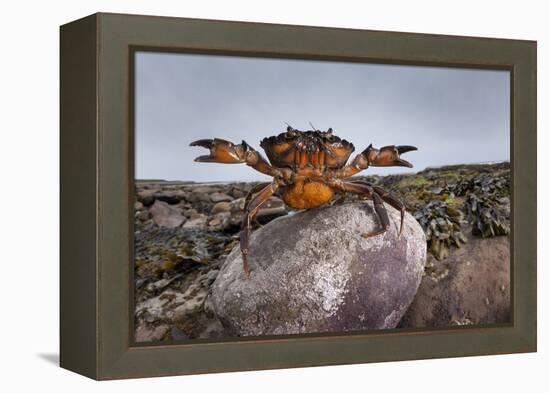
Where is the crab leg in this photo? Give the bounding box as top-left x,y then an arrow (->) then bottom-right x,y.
190,138 -> 282,177
240,182 -> 279,276
337,181 -> 393,238
365,192 -> 391,238
244,181 -> 272,227
351,181 -> 407,235
372,185 -> 406,235
244,182 -> 272,211
334,144 -> 417,178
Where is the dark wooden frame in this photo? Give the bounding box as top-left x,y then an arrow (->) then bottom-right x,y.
60,12 -> 536,380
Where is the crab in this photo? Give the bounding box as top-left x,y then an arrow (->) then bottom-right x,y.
191,126 -> 417,275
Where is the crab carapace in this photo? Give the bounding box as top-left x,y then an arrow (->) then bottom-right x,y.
191,126 -> 417,275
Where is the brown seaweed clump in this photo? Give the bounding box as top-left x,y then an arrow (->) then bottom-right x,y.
466,193 -> 510,238
414,200 -> 467,260
449,172 -> 509,198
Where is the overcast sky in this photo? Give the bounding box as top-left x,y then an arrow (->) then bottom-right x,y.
135,51 -> 510,182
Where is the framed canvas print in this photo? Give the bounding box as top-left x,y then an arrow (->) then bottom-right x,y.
60,13 -> 536,380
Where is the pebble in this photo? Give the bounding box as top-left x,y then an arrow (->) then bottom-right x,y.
150,200 -> 185,228
210,192 -> 233,203
183,215 -> 208,229
211,201 -> 231,214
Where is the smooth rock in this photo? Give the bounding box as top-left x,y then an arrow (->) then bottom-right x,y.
211,202 -> 427,336
211,201 -> 231,214
182,214 -> 208,229
230,188 -> 246,199
398,230 -> 510,327
191,186 -> 221,194
149,200 -> 185,228
155,190 -> 181,204
186,191 -> 212,203
210,192 -> 233,203
137,189 -> 157,206
183,208 -> 199,218
189,210 -> 204,220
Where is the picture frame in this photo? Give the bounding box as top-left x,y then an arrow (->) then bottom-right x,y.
60,12 -> 536,380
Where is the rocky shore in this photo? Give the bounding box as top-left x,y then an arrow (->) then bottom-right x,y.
134,162 -> 511,342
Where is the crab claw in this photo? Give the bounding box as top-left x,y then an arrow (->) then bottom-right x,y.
364,144 -> 417,168
190,138 -> 248,164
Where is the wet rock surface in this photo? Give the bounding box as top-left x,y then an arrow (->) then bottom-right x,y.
211,203 -> 426,336
133,162 -> 511,342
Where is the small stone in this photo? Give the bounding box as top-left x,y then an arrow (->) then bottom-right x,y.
186,191 -> 211,203
191,186 -> 220,194
175,190 -> 188,200
149,200 -> 185,228
134,201 -> 144,210
183,214 -> 207,229
210,192 -> 233,203
183,208 -> 199,218
229,198 -> 246,213
137,189 -> 156,206
189,210 -> 204,220
231,188 -> 246,198
211,201 -> 231,214
155,190 -> 181,205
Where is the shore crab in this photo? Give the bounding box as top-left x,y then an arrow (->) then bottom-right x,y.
191,126 -> 417,275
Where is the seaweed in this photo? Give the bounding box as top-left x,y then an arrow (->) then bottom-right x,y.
448,171 -> 510,197
414,200 -> 467,260
466,193 -> 510,238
